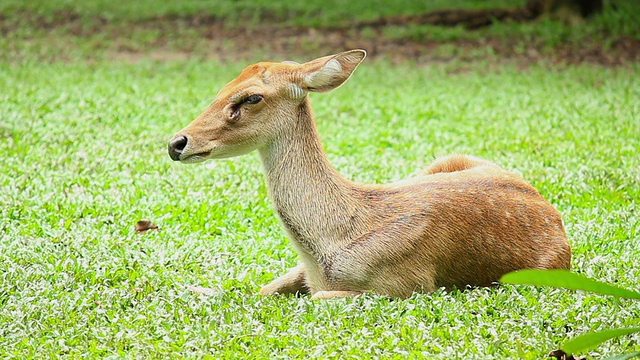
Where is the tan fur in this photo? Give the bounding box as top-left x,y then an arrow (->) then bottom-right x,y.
168,50 -> 571,299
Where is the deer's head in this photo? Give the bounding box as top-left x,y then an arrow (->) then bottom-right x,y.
168,50 -> 366,163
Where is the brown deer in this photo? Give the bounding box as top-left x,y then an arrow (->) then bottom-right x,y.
168,50 -> 571,300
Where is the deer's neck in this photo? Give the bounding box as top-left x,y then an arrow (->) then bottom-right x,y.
258,98 -> 363,260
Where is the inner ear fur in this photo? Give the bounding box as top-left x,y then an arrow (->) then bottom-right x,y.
300,50 -> 367,93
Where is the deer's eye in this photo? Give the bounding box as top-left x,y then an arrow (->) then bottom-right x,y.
243,94 -> 263,105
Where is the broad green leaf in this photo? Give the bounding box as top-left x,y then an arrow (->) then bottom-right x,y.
500,270 -> 640,299
563,328 -> 640,355
605,351 -> 640,360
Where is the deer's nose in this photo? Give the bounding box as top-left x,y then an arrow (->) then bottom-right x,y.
168,135 -> 188,161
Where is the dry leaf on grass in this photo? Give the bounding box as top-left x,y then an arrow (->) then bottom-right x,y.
135,219 -> 158,233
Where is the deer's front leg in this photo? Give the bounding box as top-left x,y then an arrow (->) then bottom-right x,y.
259,263 -> 309,296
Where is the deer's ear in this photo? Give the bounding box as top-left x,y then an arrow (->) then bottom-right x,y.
299,50 -> 366,93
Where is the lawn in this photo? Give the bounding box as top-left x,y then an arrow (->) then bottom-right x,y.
1,1 -> 639,358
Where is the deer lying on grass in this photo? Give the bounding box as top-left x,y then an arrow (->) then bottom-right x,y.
168,50 -> 571,300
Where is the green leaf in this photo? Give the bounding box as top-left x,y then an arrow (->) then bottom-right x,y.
562,328 -> 640,355
605,351 -> 640,360
500,269 -> 640,299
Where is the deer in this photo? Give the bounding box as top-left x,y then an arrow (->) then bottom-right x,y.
168,49 -> 571,300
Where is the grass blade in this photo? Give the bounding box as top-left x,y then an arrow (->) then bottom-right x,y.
562,328 -> 640,355
500,269 -> 640,299
605,351 -> 640,360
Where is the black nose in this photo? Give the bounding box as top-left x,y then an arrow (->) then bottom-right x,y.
168,135 -> 188,161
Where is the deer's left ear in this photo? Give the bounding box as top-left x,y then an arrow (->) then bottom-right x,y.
299,50 -> 366,93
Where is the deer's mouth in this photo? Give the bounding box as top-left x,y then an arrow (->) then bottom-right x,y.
180,151 -> 211,164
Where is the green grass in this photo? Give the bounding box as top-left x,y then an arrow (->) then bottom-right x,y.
2,56 -> 639,359
2,1 -> 640,358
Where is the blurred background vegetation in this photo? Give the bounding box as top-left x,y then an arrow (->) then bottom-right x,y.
1,0 -> 638,64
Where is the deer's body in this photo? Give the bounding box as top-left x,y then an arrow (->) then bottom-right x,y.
168,50 -> 571,299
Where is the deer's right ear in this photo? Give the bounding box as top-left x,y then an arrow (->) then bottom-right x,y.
299,50 -> 366,93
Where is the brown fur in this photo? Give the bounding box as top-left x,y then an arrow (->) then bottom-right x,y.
168,50 -> 571,299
